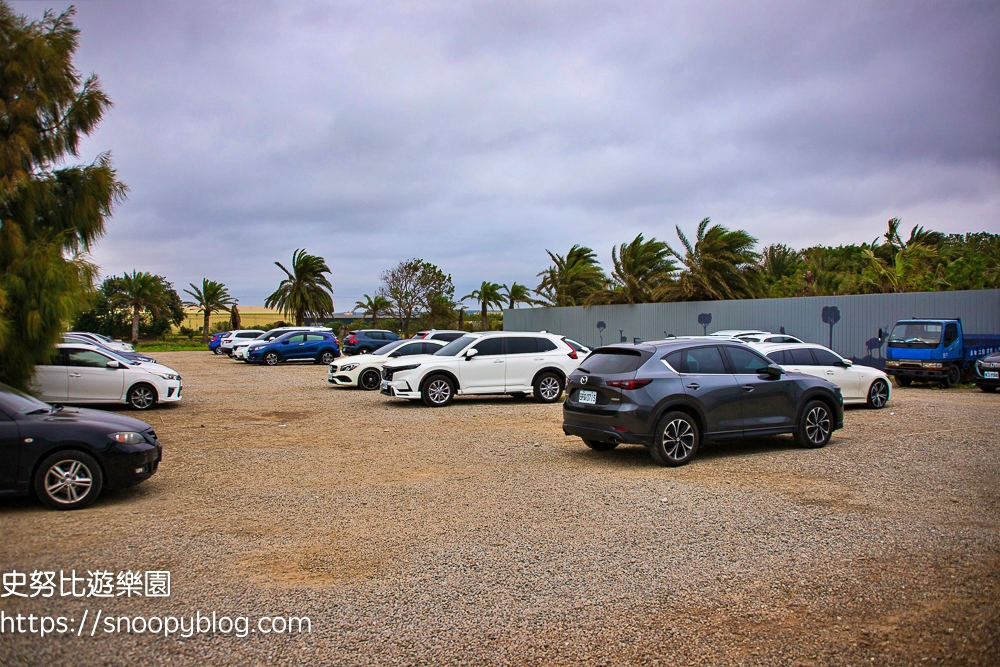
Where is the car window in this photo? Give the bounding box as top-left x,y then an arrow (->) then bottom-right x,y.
766,350 -> 788,365
788,348 -> 816,365
535,338 -> 558,352
386,332 -> 400,340
422,342 -> 443,354
367,331 -> 384,340
238,332 -> 259,338
430,332 -> 463,341
435,336 -> 476,356
67,349 -> 114,368
306,334 -> 326,341
944,323 -> 958,346
664,346 -> 728,374
285,334 -> 306,343
505,337 -> 537,355
38,349 -> 66,366
581,349 -> 648,374
810,348 -> 842,366
724,346 -> 771,374
562,338 -> 585,351
473,337 -> 504,356
396,343 -> 424,356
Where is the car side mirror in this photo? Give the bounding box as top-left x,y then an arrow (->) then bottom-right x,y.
281,340 -> 289,345
839,359 -> 853,367
765,364 -> 783,378
106,360 -> 121,369
465,348 -> 479,359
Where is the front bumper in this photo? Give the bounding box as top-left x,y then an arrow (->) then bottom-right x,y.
159,379 -> 183,402
886,368 -> 946,380
103,437 -> 162,489
380,376 -> 421,399
328,364 -> 361,386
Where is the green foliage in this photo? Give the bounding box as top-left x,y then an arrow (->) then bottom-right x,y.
73,274 -> 182,341
265,248 -> 334,326
462,281 -> 505,331
0,3 -> 125,387
663,219 -> 762,301
586,234 -> 677,305
378,258 -> 454,336
535,245 -> 606,306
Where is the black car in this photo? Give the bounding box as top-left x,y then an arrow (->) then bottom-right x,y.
0,383 -> 162,510
563,339 -> 844,466
974,352 -> 1000,393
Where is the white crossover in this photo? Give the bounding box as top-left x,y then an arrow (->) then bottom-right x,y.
380,331 -> 583,407
329,338 -> 446,389
752,342 -> 891,409
218,329 -> 265,355
32,343 -> 183,410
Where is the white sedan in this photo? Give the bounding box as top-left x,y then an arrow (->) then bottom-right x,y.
752,342 -> 891,409
329,338 -> 446,389
32,343 -> 183,410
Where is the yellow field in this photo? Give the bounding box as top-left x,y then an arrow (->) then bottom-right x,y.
178,306 -> 283,331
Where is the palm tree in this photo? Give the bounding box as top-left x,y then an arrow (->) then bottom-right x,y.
265,249 -> 334,325
354,294 -> 392,328
585,234 -> 677,305
462,281 -> 505,331
114,271 -> 169,344
661,218 -> 763,301
504,282 -> 541,309
183,278 -> 237,344
760,244 -> 802,282
535,245 -> 606,306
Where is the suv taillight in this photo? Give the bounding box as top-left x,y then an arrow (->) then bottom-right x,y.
605,379 -> 652,390
567,350 -> 578,359
347,335 -> 357,344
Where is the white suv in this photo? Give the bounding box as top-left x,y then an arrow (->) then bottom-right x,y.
218,329 -> 265,355
380,331 -> 582,407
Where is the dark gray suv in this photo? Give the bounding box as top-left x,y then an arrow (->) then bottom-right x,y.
563,338 -> 844,466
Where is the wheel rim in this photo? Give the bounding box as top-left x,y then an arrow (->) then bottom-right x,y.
44,460 -> 93,505
321,352 -> 334,364
538,376 -> 561,400
869,381 -> 888,408
805,406 -> 830,444
427,379 -> 451,404
662,418 -> 695,461
130,386 -> 154,409
265,353 -> 278,366
361,370 -> 380,389
360,349 -> 370,355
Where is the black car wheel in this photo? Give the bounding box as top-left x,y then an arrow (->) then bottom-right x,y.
213,347 -> 224,355
649,411 -> 700,466
358,347 -> 372,355
533,372 -> 563,403
34,450 -> 104,510
896,377 -> 912,387
795,400 -> 832,448
127,383 -> 156,410
319,350 -> 336,365
422,375 -> 454,407
943,364 -> 961,388
359,369 -> 381,390
584,438 -> 619,451
867,379 -> 889,409
264,351 -> 280,366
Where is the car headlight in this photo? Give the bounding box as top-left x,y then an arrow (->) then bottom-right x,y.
109,432 -> 145,444
151,372 -> 180,380
886,360 -> 900,367
390,364 -> 421,372
340,364 -> 359,371
921,362 -> 943,369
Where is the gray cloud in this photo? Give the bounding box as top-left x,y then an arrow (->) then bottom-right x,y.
13,0 -> 999,306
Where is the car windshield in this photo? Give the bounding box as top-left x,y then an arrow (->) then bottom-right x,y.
889,323 -> 942,345
0,382 -> 57,415
434,336 -> 476,356
103,348 -> 141,366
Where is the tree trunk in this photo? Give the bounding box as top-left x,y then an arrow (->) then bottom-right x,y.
458,308 -> 464,330
481,298 -> 488,331
202,311 -> 211,344
372,311 -> 378,328
132,305 -> 141,344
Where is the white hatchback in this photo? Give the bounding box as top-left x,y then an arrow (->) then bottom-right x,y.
32,343 -> 183,410
380,331 -> 583,407
752,342 -> 891,409
329,338 -> 446,389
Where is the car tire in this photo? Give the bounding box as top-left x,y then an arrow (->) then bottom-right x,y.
649,411 -> 700,466
421,375 -> 454,407
358,347 -> 372,355
264,351 -> 280,366
866,379 -> 889,409
319,350 -> 336,365
533,372 -> 563,403
213,347 -> 224,355
795,400 -> 833,448
943,364 -> 961,388
33,450 -> 104,510
584,438 -> 619,451
979,385 -> 997,393
896,376 -> 912,387
359,369 -> 381,391
126,383 -> 157,410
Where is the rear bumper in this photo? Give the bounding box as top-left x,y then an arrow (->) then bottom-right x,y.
562,404 -> 652,446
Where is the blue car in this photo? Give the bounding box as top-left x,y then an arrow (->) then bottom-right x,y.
208,331 -> 230,354
343,330 -> 401,355
247,331 -> 341,366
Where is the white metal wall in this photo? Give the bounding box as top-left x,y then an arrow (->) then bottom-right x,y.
504,289 -> 1000,368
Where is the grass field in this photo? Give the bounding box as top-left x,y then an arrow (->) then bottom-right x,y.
134,340 -> 208,352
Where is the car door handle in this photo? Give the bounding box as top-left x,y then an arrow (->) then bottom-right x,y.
493,359 -> 504,363
686,383 -> 700,390
825,371 -> 834,375
742,385 -> 754,392
69,373 -> 81,378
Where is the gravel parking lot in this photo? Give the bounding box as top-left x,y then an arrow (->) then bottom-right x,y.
1,351 -> 998,666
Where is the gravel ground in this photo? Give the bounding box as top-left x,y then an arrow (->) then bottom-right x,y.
1,351 -> 998,666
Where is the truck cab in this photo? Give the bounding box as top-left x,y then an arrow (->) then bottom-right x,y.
885,318 -> 1000,387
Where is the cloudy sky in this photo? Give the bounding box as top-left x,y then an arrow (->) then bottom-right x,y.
13,1 -> 1000,308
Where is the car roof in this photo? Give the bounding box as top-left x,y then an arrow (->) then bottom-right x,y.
752,342 -> 829,352
710,330 -> 769,336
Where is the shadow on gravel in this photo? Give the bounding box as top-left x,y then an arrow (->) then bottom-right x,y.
564,434 -> 808,469
0,484 -> 154,514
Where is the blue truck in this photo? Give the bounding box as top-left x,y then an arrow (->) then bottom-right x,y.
884,318 -> 1000,387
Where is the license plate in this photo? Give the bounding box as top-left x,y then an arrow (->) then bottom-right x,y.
986,371 -> 999,379
381,380 -> 389,391
577,389 -> 597,404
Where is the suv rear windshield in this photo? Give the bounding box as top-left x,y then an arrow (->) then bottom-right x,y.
578,348 -> 649,375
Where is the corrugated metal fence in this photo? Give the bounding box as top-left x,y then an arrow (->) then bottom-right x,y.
504,289 -> 1000,368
